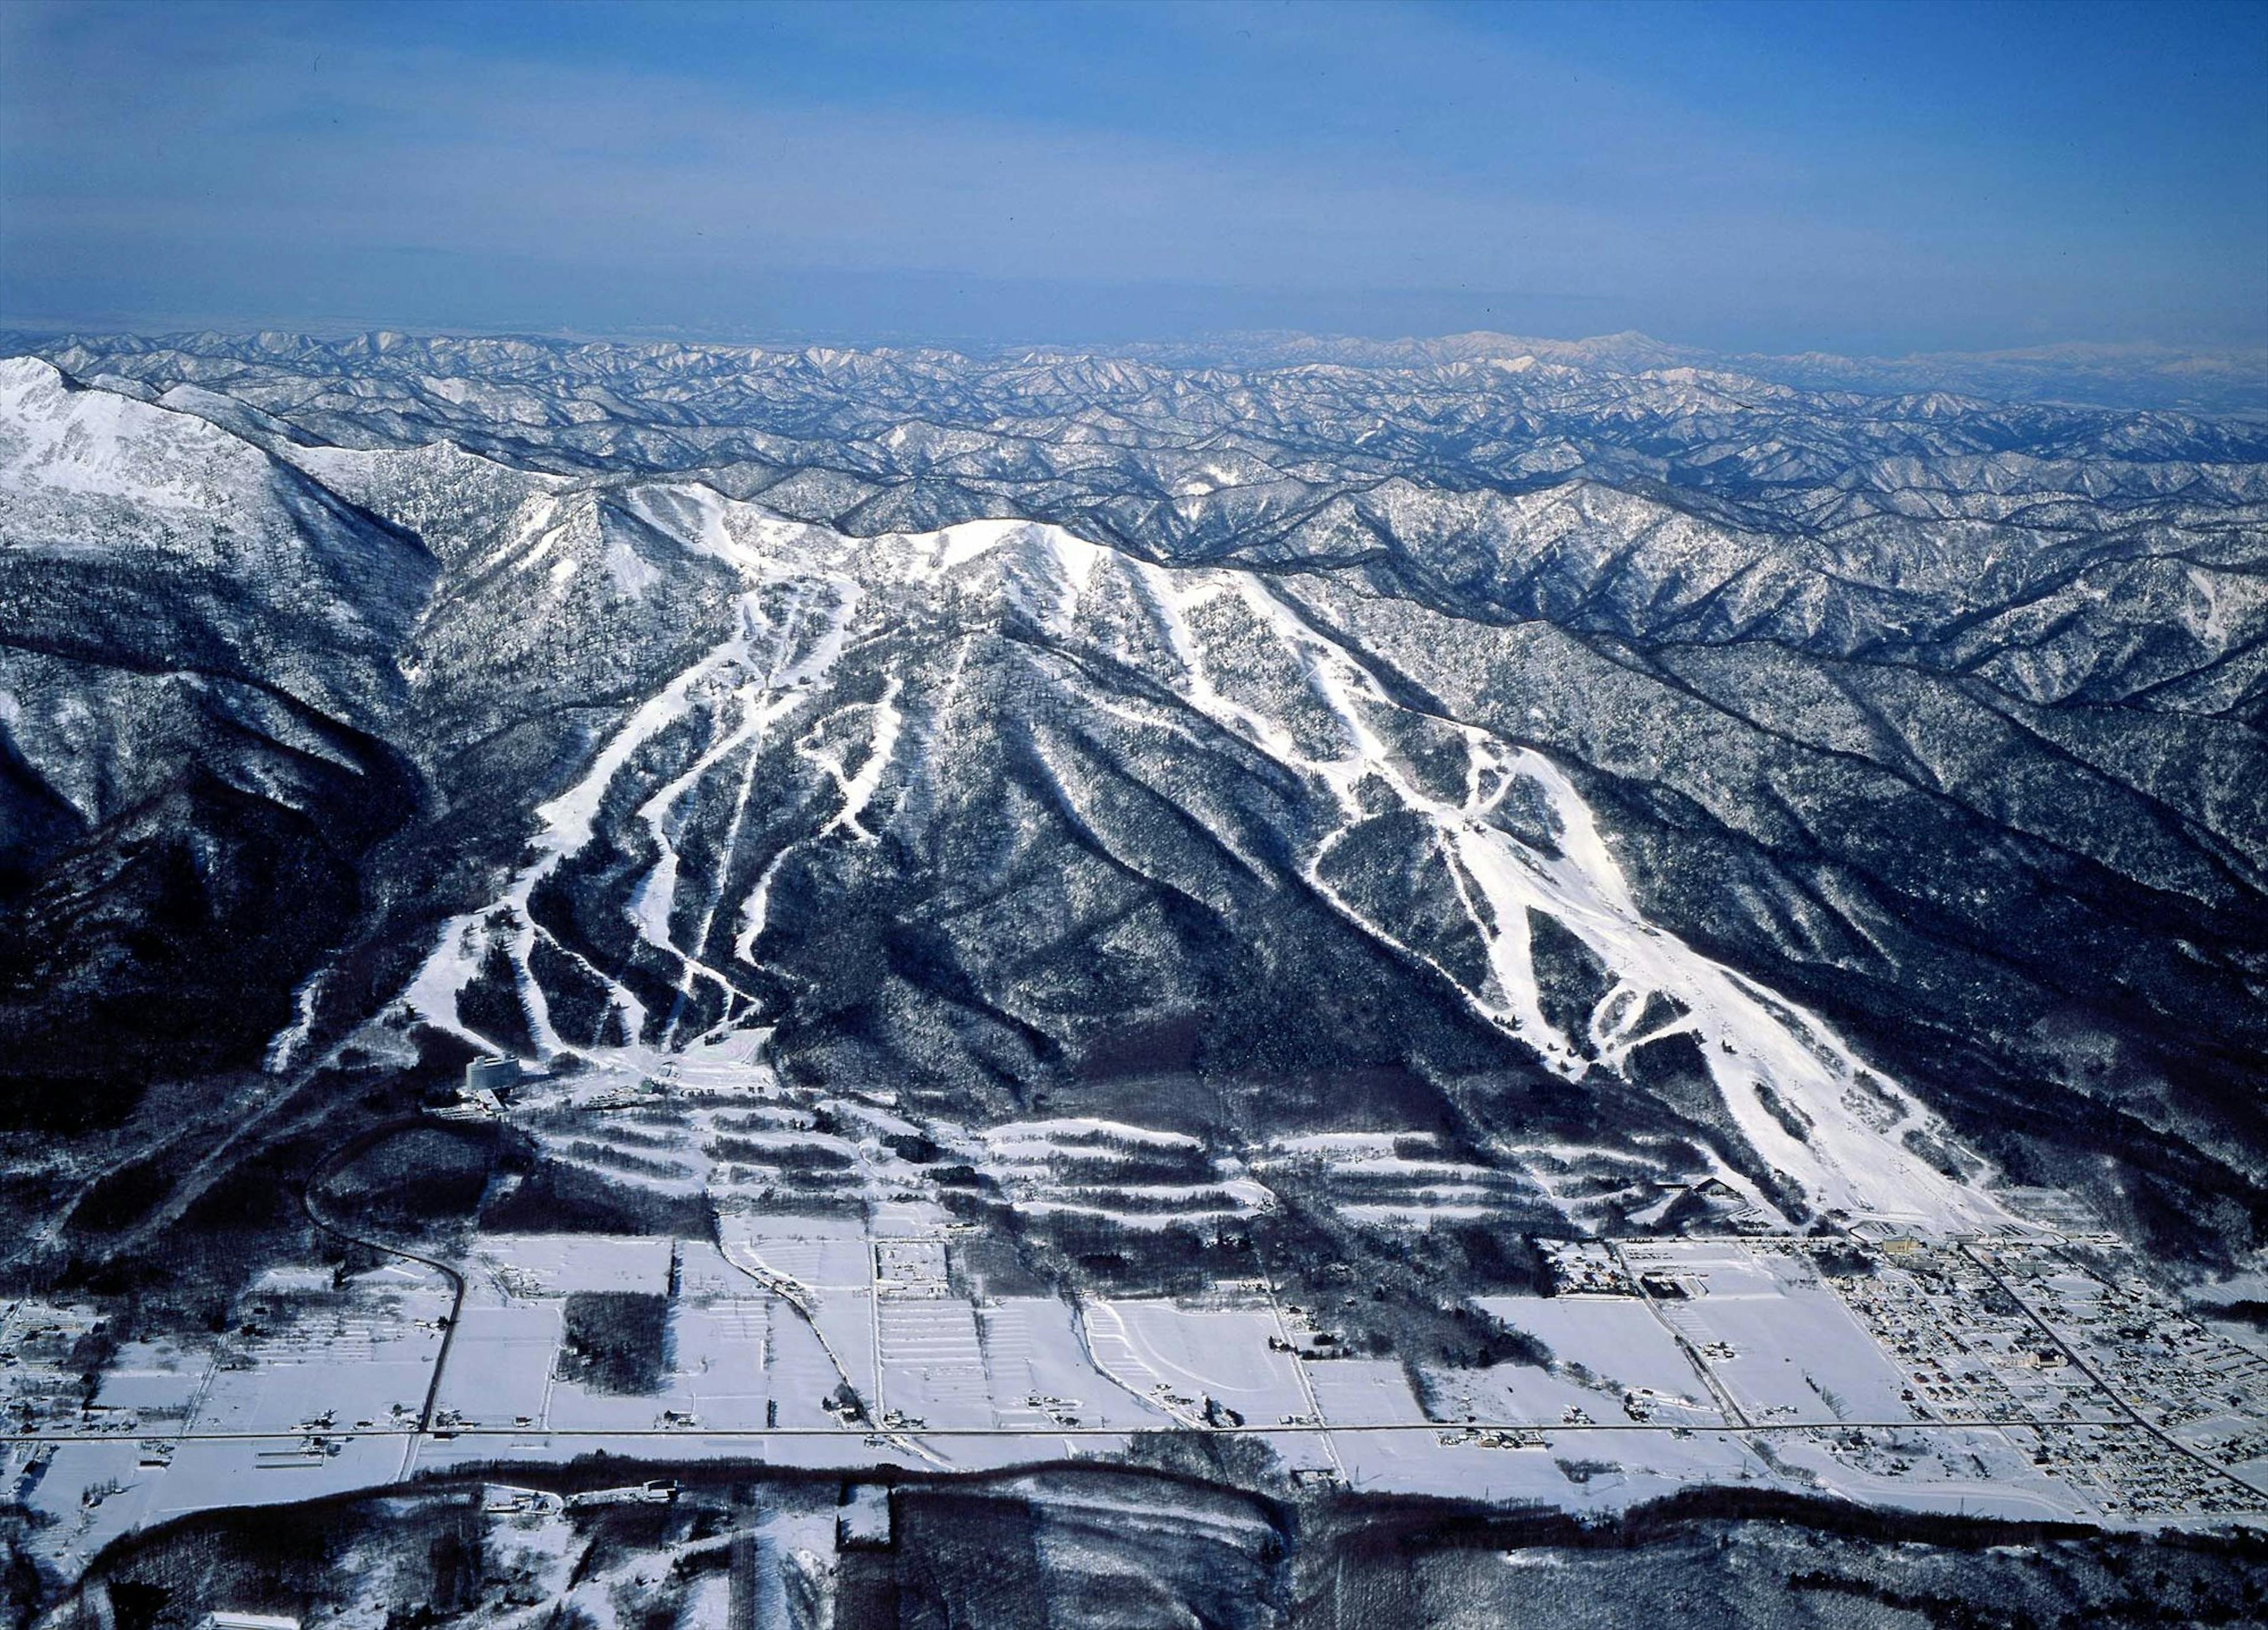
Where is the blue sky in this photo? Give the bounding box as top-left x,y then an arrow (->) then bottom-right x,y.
2,0 -> 2262,353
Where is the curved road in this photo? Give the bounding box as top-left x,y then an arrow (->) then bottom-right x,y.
299,1116 -> 480,1436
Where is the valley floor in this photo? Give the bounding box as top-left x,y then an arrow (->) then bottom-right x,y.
9,1145 -> 2268,1591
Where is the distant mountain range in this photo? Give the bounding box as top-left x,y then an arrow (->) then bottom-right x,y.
1123,330 -> 2268,416
14,323 -> 2262,413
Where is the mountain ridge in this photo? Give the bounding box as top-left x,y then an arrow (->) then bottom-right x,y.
0,335 -> 2262,1281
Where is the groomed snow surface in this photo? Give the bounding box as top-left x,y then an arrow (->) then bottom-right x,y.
373,493 -> 2006,1238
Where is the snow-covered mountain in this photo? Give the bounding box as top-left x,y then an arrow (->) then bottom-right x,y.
0,357 -> 431,1089
2,331 -> 2264,1268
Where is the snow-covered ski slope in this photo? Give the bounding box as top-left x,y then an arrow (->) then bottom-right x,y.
379,477 -> 2002,1233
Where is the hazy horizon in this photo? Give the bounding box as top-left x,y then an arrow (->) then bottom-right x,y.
8,313 -> 2268,373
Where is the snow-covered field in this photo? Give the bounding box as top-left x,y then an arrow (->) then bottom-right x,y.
1471,1294 -> 1723,1416
14,1216 -> 2268,1597
1625,1241 -> 1923,1424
